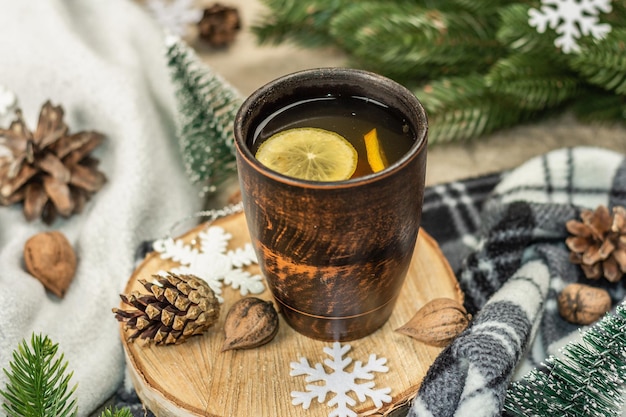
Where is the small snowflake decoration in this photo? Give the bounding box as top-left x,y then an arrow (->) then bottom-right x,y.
290,342 -> 391,417
146,0 -> 203,37
153,225 -> 265,302
528,0 -> 613,54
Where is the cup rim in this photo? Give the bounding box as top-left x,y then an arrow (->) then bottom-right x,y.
234,67 -> 428,189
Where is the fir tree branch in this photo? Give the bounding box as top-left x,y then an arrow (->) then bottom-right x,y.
487,53 -> 582,110
253,0 -> 626,142
415,74 -> 531,143
328,2 -> 504,81
497,3 -> 561,55
417,74 -> 490,113
449,0 -> 508,14
0,333 -> 78,417
99,406 -> 133,417
571,89 -> 626,123
603,0 -> 626,28
569,29 -> 626,95
252,0 -> 347,47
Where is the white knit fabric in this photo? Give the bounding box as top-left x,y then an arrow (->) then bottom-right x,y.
0,1 -> 203,415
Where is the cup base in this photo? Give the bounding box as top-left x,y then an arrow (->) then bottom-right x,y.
273,295 -> 399,341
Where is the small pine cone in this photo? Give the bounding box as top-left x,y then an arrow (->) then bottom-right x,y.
566,205 -> 626,282
113,272 -> 220,345
198,3 -> 241,47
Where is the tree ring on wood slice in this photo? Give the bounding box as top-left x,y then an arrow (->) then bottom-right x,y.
119,211 -> 463,417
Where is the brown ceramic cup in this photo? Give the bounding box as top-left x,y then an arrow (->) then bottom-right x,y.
234,68 -> 428,341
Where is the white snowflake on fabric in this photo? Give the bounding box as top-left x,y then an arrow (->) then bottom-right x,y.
153,225 -> 265,302
528,0 -> 613,53
145,0 -> 202,37
290,342 -> 391,417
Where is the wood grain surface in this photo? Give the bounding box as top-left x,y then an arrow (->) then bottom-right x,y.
120,211 -> 462,417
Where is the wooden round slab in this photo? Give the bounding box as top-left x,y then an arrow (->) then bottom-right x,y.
120,211 -> 462,417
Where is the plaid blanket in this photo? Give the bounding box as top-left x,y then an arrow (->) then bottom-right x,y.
116,146 -> 626,417
411,146 -> 626,417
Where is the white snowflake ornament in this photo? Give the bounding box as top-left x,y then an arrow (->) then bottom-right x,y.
153,225 -> 265,302
146,0 -> 203,37
290,342 -> 392,417
528,0 -> 613,53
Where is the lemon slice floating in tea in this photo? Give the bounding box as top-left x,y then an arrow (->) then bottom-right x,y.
255,127 -> 358,181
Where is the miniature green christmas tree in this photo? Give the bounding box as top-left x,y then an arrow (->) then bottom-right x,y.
504,303 -> 626,417
166,36 -> 242,194
253,0 -> 626,143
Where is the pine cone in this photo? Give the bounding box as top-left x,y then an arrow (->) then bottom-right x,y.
198,3 -> 241,47
0,101 -> 106,224
113,272 -> 220,345
566,205 -> 626,282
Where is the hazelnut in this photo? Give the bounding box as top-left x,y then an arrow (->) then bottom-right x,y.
23,231 -> 77,297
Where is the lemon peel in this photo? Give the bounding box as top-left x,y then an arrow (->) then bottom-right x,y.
364,128 -> 388,173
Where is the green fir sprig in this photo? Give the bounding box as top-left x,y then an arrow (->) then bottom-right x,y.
332,3 -> 504,81
504,303 -> 626,417
571,28 -> 626,95
1,334 -> 134,417
99,406 -> 134,417
253,0 -> 349,47
253,0 -> 626,143
0,333 -> 78,417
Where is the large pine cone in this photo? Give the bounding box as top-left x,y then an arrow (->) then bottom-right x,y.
0,101 -> 106,224
566,205 -> 626,282
113,273 -> 220,345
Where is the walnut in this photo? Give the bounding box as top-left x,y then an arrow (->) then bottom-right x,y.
395,298 -> 471,347
221,297 -> 279,351
557,283 -> 611,325
23,231 -> 77,297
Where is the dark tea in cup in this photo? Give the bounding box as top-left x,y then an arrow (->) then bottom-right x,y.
251,95 -> 416,181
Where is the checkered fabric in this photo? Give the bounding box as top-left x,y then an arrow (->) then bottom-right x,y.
410,146 -> 626,417
421,172 -> 503,274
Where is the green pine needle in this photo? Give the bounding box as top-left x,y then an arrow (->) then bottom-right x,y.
0,333 -> 78,417
487,53 -> 582,110
504,303 -> 626,417
99,406 -> 133,417
252,0 -> 347,47
571,90 -> 626,123
569,29 -> 626,95
415,74 -> 531,143
449,0 -> 505,14
328,2 -> 504,81
497,4 -> 558,54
